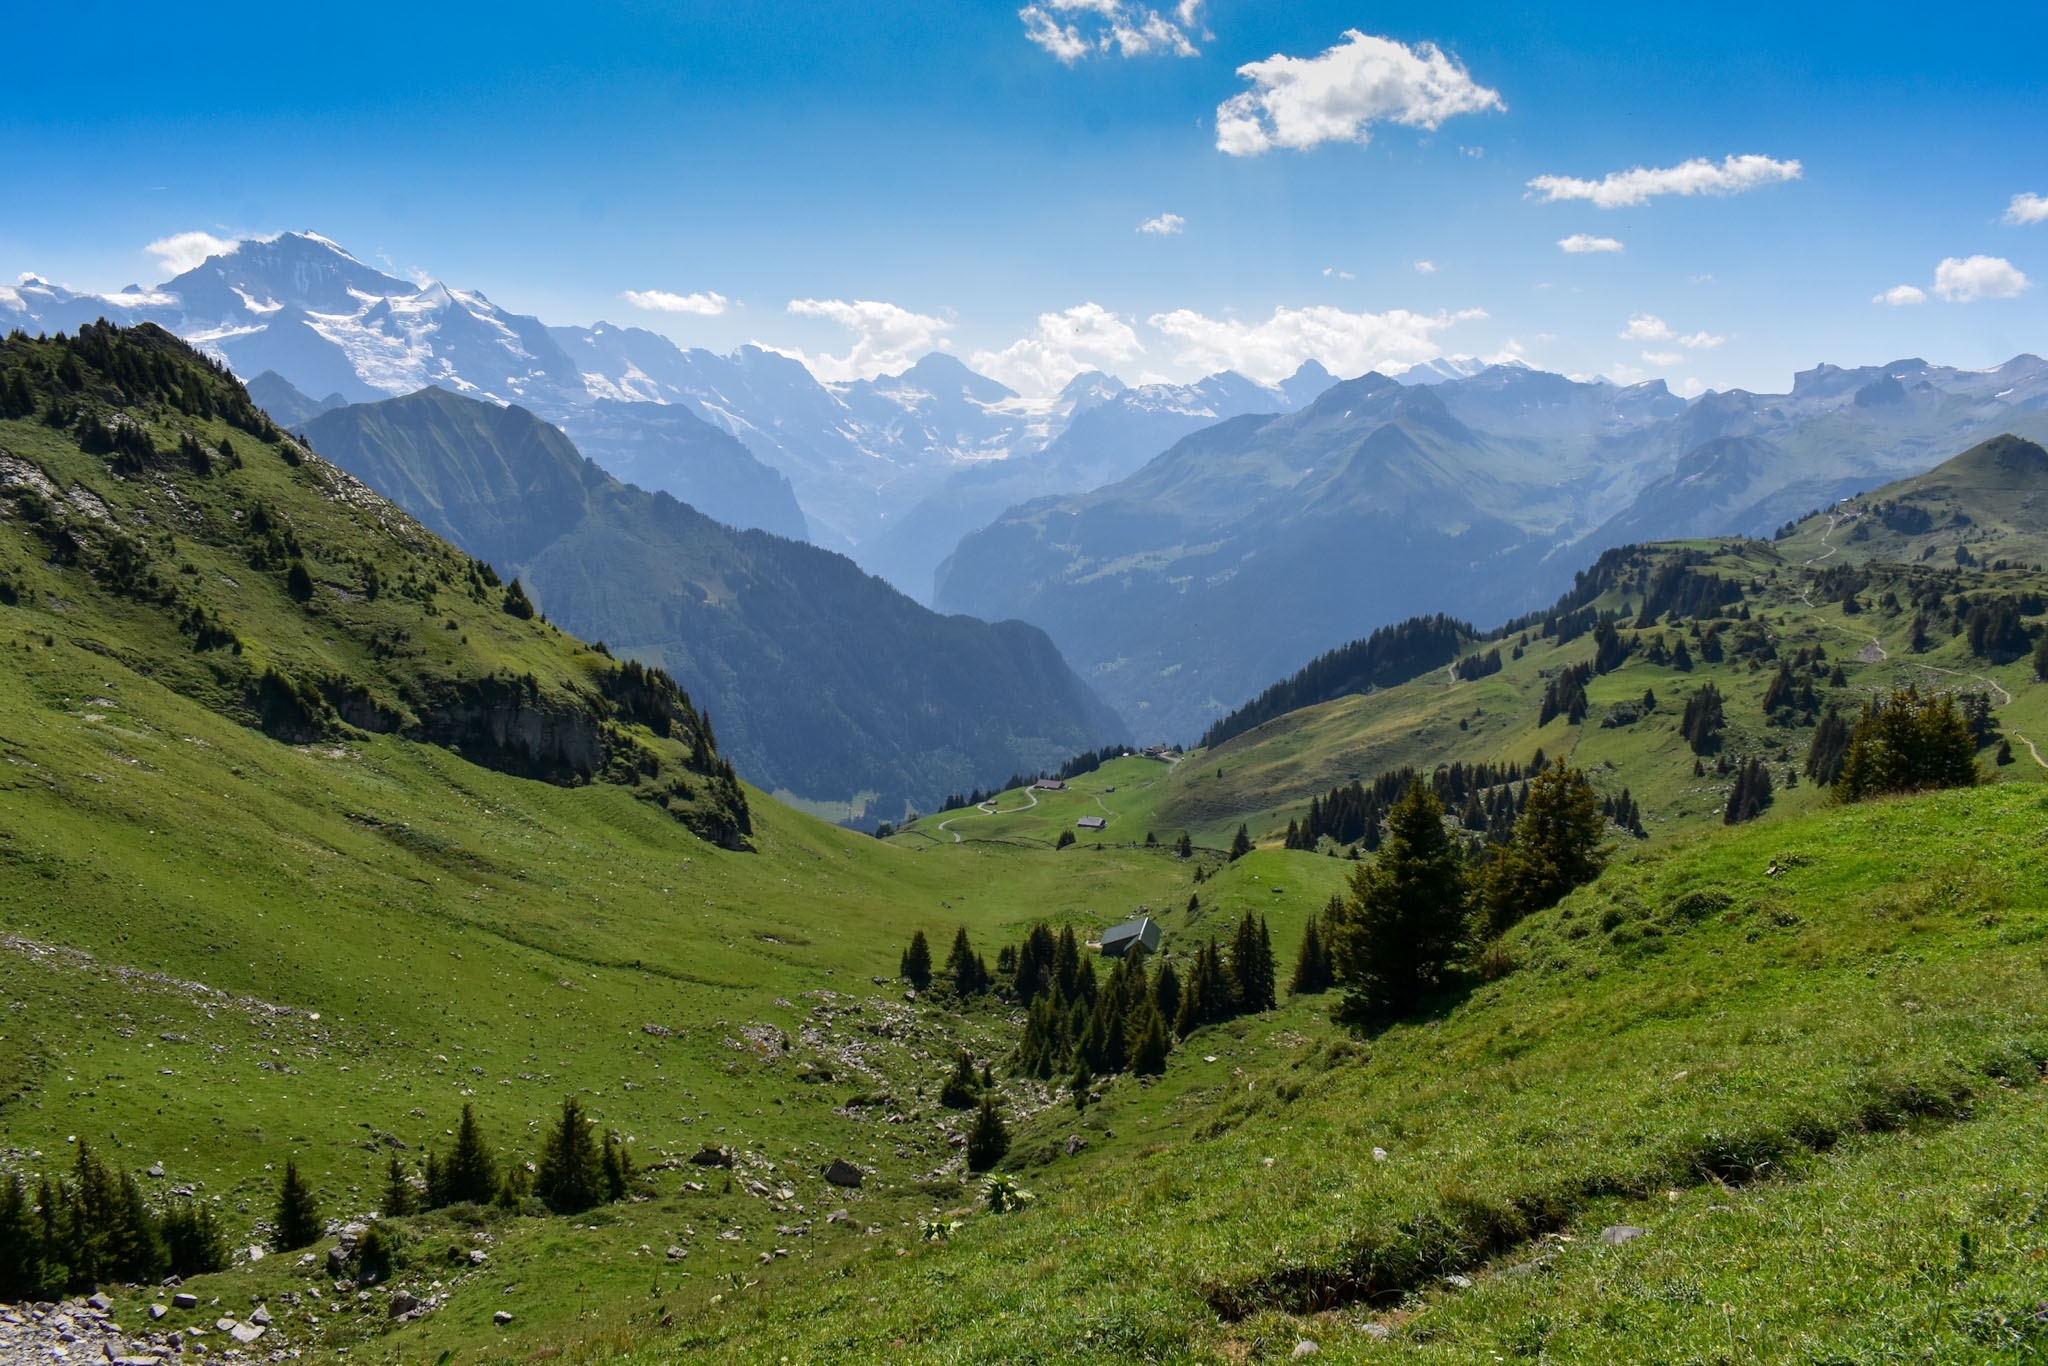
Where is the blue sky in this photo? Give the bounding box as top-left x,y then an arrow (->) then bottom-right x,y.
5,0 -> 2045,394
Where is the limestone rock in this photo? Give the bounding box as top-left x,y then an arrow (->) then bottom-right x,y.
172,1294 -> 198,1310
689,1145 -> 734,1168
1291,1341 -> 1319,1359
822,1159 -> 864,1188
493,1310 -> 514,1325
1599,1225 -> 1647,1247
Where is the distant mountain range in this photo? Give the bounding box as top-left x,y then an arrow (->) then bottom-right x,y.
936,357 -> 2048,739
3,233 -> 1318,597
296,387 -> 1125,822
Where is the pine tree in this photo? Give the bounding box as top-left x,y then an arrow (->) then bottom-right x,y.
1477,762 -> 1610,939
1053,925 -> 1079,1002
1228,824 -> 1253,860
382,1153 -> 416,1216
421,1150 -> 444,1209
1069,1059 -> 1092,1112
273,1158 -> 323,1251
1151,959 -> 1181,1024
601,1131 -> 634,1202
939,1049 -> 979,1109
0,1174 -> 43,1301
1175,832 -> 1193,858
354,1221 -> 396,1284
534,1096 -> 606,1215
1326,783 -> 1468,1020
502,577 -> 536,619
159,1199 -> 228,1279
1290,902 -> 1335,995
899,929 -> 932,991
965,1096 -> 1009,1172
1834,687 -> 1980,801
1681,683 -> 1726,755
442,1103 -> 498,1206
1129,1002 -> 1170,1075
2035,627 -> 2048,682
943,927 -> 989,995
1724,756 -> 1774,824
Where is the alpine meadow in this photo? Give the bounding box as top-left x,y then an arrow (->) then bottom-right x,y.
4,4 -> 2048,1364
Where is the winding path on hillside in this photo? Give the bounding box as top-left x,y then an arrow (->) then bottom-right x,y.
936,785 -> 1039,842
1911,665 -> 2046,768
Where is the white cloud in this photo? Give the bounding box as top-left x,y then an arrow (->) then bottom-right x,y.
1019,0 -> 1202,63
1619,314 -> 1720,348
622,288 -> 729,316
1933,254 -> 2030,301
1558,233 -> 1624,254
1641,350 -> 1683,366
1137,213 -> 1185,236
1526,154 -> 1802,209
1620,313 -> 1672,342
1321,267 -> 1355,280
1413,260 -> 1437,274
145,231 -> 240,276
1147,302 -> 1484,384
1872,284 -> 1928,306
971,302 -> 1145,396
775,298 -> 953,382
1215,30 -> 1503,157
2003,193 -> 2048,226
1676,378 -> 1707,398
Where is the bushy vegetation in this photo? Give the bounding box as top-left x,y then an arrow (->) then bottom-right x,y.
0,1144 -> 229,1300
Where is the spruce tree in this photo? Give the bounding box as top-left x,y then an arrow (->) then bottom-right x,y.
601,1131 -> 634,1202
382,1153 -> 415,1216
1069,1059 -> 1092,1112
942,927 -> 989,995
1129,1002 -> 1170,1075
1724,756 -> 1774,824
442,1103 -> 498,1206
939,1049 -> 979,1109
1151,960 -> 1181,1024
502,577 -> 536,619
160,1200 -> 228,1279
1477,762 -> 1610,940
534,1096 -> 605,1215
1834,686 -> 1980,801
1326,783 -> 1468,1021
899,929 -> 932,991
2035,627 -> 2048,682
273,1158 -> 323,1251
965,1096 -> 1010,1172
0,1174 -> 43,1301
1290,902 -> 1336,995
1228,824 -> 1253,861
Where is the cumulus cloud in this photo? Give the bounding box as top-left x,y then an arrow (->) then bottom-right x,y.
1020,0 -> 1202,63
1527,154 -> 1801,209
1933,255 -> 2030,301
776,298 -> 953,382
622,288 -> 729,316
1559,233 -> 1624,254
1413,260 -> 1437,274
1215,30 -> 1503,157
1322,267 -> 1355,280
145,231 -> 240,277
1872,284 -> 1928,306
2004,193 -> 2048,226
1138,213 -> 1185,236
1619,314 -> 1721,348
1641,351 -> 1683,366
971,302 -> 1145,396
1620,313 -> 1673,342
1146,302 -> 1484,384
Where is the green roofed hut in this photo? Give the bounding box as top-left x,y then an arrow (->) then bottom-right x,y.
1100,916 -> 1160,959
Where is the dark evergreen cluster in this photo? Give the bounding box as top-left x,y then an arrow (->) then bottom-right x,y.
1680,682 -> 1726,755
1289,901 -> 1337,995
0,1144 -> 228,1301
1760,653 -> 1826,726
1198,614 -> 1473,750
2,321 -> 281,445
1833,686 -> 1980,801
1724,757 -> 1775,825
1600,788 -> 1647,838
1631,556 -> 1746,625
1005,927 -> 1172,1083
1452,646 -> 1502,681
1539,662 -> 1591,726
381,1098 -> 634,1225
980,743 -> 1145,802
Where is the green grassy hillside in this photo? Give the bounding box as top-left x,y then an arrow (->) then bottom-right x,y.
608,780 -> 2048,1365
0,325 -> 1194,1359
1775,432 -> 2048,570
1127,540 -> 2048,848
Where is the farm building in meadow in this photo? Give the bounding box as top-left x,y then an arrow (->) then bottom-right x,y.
1100,916 -> 1160,959
1076,815 -> 1107,831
